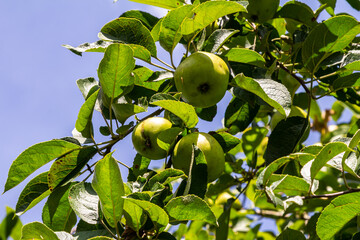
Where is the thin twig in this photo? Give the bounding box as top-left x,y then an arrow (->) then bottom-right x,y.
278,62 -> 315,99
302,188 -> 360,200
100,219 -> 118,239
154,57 -> 176,70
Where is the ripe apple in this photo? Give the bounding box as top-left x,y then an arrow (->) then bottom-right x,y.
270,105 -> 307,130
132,117 -> 172,160
174,51 -> 229,108
172,132 -> 225,182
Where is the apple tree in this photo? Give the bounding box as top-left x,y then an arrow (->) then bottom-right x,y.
4,0 -> 360,239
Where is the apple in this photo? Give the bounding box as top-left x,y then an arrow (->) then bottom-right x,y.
215,192 -> 242,210
172,132 -> 225,182
270,105 -> 307,130
246,0 -> 280,23
132,117 -> 172,160
174,51 -> 229,108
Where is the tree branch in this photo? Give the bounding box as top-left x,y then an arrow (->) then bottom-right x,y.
278,62 -> 315,99
302,188 -> 360,200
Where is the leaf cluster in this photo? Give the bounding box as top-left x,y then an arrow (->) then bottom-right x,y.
3,0 -> 360,239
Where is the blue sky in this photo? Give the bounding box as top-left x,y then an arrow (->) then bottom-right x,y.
0,0 -> 358,228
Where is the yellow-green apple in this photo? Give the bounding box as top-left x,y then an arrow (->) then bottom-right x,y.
172,132 -> 225,182
174,51 -> 229,108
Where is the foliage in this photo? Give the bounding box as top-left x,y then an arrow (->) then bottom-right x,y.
4,0 -> 360,239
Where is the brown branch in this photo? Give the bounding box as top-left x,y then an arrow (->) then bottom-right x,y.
302,188 -> 360,200
252,209 -> 310,220
278,62 -> 315,99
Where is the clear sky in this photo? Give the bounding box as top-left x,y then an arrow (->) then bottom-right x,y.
0,0 -> 358,228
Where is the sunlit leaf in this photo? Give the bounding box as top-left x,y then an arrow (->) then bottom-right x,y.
98,43 -> 135,100
4,140 -> 80,193
317,192 -> 360,240
302,15 -> 360,72
233,74 -> 291,117
100,18 -> 157,56
165,195 -> 217,226
92,153 -> 125,228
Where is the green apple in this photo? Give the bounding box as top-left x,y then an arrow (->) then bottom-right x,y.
132,117 -> 172,160
174,51 -> 229,108
215,192 -> 242,210
172,132 -> 225,182
270,106 -> 307,130
246,0 -> 280,23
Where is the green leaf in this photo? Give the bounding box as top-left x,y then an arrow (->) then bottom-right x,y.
158,232 -> 177,240
76,78 -> 100,100
157,127 -> 183,152
224,96 -> 259,134
54,232 -> 77,239
133,67 -> 171,91
211,132 -> 241,153
242,127 -> 268,164
257,153 -> 315,188
88,237 -> 113,240
92,153 -> 125,228
203,29 -> 239,53
124,198 -> 169,232
4,140 -> 80,193
100,17 -> 157,56
332,72 -> 360,91
21,222 -> 59,240
150,99 -> 198,128
16,172 -> 51,215
144,168 -> 185,191
75,89 -> 100,137
185,146 -> 208,199
276,2 -> 317,28
181,1 -> 247,36
165,195 -> 217,226
42,183 -> 77,232
206,174 -> 238,197
159,5 -> 194,53
74,230 -> 113,240
0,207 -> 22,240
317,192 -> 360,240
128,154 -> 151,182
68,182 -> 99,225
151,18 -> 163,42
277,228 -> 305,240
318,0 -> 336,16
233,74 -> 292,117
216,199 -> 233,240
195,105 -> 217,122
123,198 -> 147,232
268,174 -> 310,195
302,15 -> 360,73
225,48 -> 266,68
120,10 -> 159,30
48,147 -> 97,191
341,130 -> 360,178
264,117 -> 308,165
63,40 -> 111,56
128,44 -> 152,62
98,43 -> 135,100
346,0 -> 360,10
310,141 -> 349,182
112,100 -> 146,124
128,0 -> 185,10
